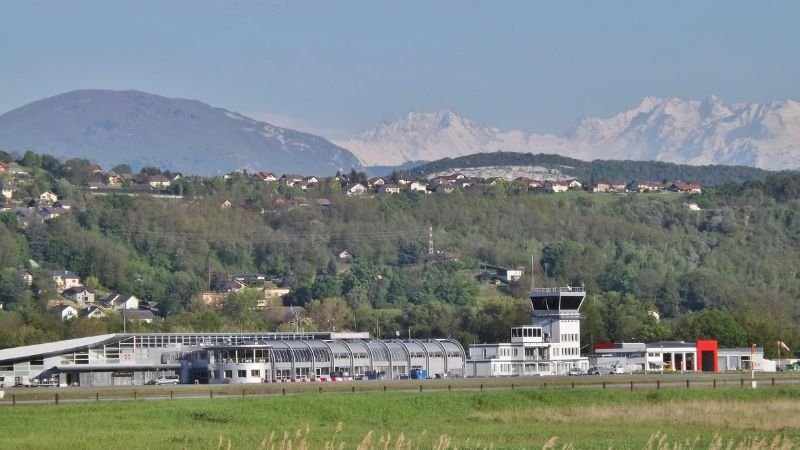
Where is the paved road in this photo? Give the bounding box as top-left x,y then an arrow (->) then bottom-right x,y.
2,374 -> 798,407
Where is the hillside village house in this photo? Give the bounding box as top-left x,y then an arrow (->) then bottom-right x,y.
40,207 -> 68,221
79,305 -> 108,319
255,172 -> 278,182
409,181 -> 428,192
104,171 -> 122,186
279,174 -> 304,186
514,177 -> 545,189
458,178 -> 477,188
63,286 -> 95,304
368,177 -> 386,187
544,180 -> 570,193
592,181 -> 627,193
147,175 -> 171,189
430,176 -> 450,186
345,183 -> 368,196
1,182 -> 15,199
592,182 -> 611,193
122,309 -> 156,323
39,191 -> 58,203
396,174 -> 414,185
377,184 -> 401,195
0,197 -> 14,212
627,180 -> 662,192
104,293 -> 139,310
257,287 -> 291,309
338,250 -> 354,262
54,304 -> 78,321
670,182 -> 702,193
51,270 -> 81,292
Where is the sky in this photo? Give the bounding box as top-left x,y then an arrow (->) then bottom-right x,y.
1,1 -> 799,138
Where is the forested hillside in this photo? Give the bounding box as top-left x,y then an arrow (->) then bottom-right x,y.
410,152 -> 775,186
1,150 -> 800,357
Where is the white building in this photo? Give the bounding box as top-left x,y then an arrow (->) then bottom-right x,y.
467,286 -> 589,376
592,341 -> 775,373
0,332 -> 465,387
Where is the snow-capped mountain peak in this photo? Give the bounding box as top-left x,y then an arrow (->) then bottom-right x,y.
336,96 -> 800,170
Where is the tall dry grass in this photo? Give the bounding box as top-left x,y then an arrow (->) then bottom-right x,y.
469,399 -> 800,432
197,425 -> 797,450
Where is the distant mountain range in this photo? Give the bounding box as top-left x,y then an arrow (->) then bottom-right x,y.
337,96 -> 800,171
2,90 -> 798,176
0,90 -> 363,175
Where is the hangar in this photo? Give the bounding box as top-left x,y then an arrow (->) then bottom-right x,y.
0,331 -> 466,387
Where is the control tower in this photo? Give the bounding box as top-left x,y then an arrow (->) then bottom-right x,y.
529,286 -> 586,367
465,286 -> 588,377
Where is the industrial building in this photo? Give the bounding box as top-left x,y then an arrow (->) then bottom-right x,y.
592,341 -> 776,372
467,286 -> 589,376
0,331 -> 466,387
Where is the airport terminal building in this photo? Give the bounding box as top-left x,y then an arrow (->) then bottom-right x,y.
0,331 -> 466,387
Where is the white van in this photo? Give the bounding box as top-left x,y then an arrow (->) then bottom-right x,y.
151,374 -> 180,385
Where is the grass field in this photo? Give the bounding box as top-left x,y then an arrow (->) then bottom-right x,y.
1,386 -> 800,449
0,386 -> 800,449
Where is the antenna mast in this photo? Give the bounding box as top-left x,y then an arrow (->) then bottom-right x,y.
428,223 -> 434,255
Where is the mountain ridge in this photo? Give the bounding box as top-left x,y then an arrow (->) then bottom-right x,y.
0,89 -> 363,176
405,152 -> 774,187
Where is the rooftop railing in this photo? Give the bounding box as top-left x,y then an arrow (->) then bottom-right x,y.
531,286 -> 585,293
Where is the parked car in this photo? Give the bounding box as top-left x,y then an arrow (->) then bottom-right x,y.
567,367 -> 585,376
149,374 -> 179,385
364,370 -> 386,380
587,366 -> 624,375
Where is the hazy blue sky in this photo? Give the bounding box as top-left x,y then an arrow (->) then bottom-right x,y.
1,1 -> 798,137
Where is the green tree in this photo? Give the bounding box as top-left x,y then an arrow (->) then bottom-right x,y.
111,163 -> 132,174
222,288 -> 262,325
675,309 -> 748,347
307,298 -> 353,332
311,275 -> 341,300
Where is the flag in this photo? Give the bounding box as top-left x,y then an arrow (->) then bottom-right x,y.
778,340 -> 791,352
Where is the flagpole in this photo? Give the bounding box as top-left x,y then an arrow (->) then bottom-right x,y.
778,341 -> 781,371
750,344 -> 756,389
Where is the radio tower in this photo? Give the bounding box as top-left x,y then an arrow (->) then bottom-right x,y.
428,223 -> 434,255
